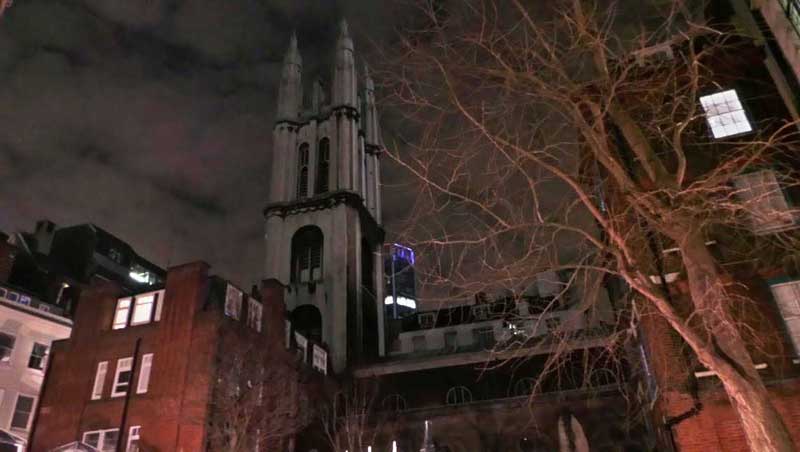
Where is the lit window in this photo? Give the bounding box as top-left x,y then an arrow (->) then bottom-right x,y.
225,284 -> 243,319
83,429 -> 119,451
113,291 -> 164,329
0,332 -> 14,363
127,426 -> 141,452
732,170 -> 797,234
130,294 -> 155,325
112,357 -> 133,397
770,280 -> 800,356
28,343 -> 48,370
92,361 -> 108,400
10,394 -> 35,430
248,298 -> 263,332
445,386 -> 472,405
137,353 -> 153,394
700,89 -> 752,139
113,298 -> 132,330
18,295 -> 31,306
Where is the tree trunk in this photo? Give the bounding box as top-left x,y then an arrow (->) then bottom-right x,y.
677,230 -> 795,452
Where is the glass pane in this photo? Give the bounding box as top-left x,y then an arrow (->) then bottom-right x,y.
84,432 -> 100,447
131,295 -> 154,325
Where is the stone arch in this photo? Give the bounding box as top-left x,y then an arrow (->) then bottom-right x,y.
291,225 -> 323,283
291,304 -> 323,342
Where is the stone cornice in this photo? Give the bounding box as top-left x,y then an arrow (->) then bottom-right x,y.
264,190 -> 384,242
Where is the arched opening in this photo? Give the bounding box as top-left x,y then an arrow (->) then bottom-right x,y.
316,138 -> 330,194
445,386 -> 472,405
291,226 -> 323,283
291,304 -> 322,342
297,143 -> 310,199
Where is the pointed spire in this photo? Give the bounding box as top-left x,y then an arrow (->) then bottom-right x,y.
337,18 -> 354,51
284,31 -> 302,65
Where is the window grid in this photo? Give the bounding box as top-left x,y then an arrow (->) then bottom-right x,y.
700,89 -> 752,139
28,343 -> 48,370
225,284 -> 243,319
127,426 -> 141,452
111,357 -> 133,398
137,354 -> 153,394
83,428 -> 119,452
732,169 -> 797,234
92,361 -> 108,400
780,0 -> 800,38
10,394 -> 35,430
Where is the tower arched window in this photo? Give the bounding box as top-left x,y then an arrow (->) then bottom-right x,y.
291,226 -> 323,283
297,143 -> 310,199
445,386 -> 472,405
316,138 -> 330,194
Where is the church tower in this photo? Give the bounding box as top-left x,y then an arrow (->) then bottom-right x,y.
264,21 -> 385,373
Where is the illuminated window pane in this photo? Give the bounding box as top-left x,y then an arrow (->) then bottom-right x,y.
700,90 -> 752,139
130,294 -> 155,325
113,298 -> 131,329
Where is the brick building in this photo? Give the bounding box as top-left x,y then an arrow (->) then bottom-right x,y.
29,262 -> 329,452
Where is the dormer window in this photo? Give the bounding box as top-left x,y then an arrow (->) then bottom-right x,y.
418,312 -> 436,329
700,89 -> 752,139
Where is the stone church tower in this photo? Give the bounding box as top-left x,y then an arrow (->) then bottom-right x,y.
264,21 -> 385,373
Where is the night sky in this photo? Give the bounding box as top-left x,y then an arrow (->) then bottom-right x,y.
0,0 -> 409,287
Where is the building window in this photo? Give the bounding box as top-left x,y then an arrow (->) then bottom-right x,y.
28,343 -> 48,370
412,335 -> 427,353
248,298 -> 263,332
297,143 -> 310,199
92,361 -> 108,400
472,304 -> 489,320
130,293 -> 156,326
418,312 -> 436,329
316,138 -> 330,194
0,332 -> 15,363
445,386 -> 472,405
10,394 -> 35,430
770,280 -> 800,356
780,0 -> 800,37
225,284 -> 243,319
381,394 -> 408,412
513,378 -> 536,397
291,226 -> 323,283
732,169 -> 797,234
444,331 -> 458,352
112,357 -> 133,397
136,353 -> 153,394
473,327 -> 495,349
699,89 -> 752,139
83,428 -> 119,452
127,426 -> 141,452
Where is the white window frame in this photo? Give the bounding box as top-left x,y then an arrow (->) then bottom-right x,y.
248,297 -> 263,332
92,361 -> 108,400
10,393 -> 36,431
113,297 -> 132,330
225,284 -> 243,320
111,357 -> 134,398
732,169 -> 797,234
83,428 -> 119,451
136,354 -> 153,394
130,293 -> 156,326
28,342 -> 49,371
700,89 -> 753,139
126,425 -> 141,452
770,280 -> 800,357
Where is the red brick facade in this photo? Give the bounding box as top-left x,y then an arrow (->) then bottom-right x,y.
28,261 -> 321,452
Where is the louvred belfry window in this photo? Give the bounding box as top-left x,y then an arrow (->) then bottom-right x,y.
297,143 -> 310,199
316,138 -> 330,194
291,226 -> 323,283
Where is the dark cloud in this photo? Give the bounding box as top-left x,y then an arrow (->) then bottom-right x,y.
0,0 -> 409,286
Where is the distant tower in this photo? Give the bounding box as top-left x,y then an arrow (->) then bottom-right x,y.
264,21 -> 385,373
384,243 -> 417,319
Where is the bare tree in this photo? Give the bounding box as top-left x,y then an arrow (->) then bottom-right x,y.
379,1 -> 800,451
320,379 -> 383,452
207,339 -> 316,452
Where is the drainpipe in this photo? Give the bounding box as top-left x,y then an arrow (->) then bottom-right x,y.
116,337 -> 142,451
